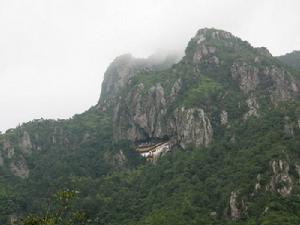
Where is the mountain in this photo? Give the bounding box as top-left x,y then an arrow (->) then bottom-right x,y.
277,51 -> 300,71
1,28 -> 300,225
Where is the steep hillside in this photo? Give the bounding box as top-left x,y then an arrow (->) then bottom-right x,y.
1,28 -> 300,225
278,51 -> 300,71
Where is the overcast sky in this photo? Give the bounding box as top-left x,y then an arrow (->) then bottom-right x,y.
0,0 -> 299,132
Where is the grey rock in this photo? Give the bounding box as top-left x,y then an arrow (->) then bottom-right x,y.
174,107 -> 213,148
229,191 -> 240,219
113,82 -> 169,142
170,79 -> 182,102
254,174 -> 262,192
264,66 -> 298,103
244,96 -> 259,119
98,53 -> 179,111
267,160 -> 292,197
112,81 -> 213,148
220,110 -> 228,125
3,139 -> 14,159
231,61 -> 299,105
19,130 -> 32,154
231,62 -> 259,94
10,157 -> 29,178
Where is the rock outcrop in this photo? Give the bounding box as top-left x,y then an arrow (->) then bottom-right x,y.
10,157 -> 29,178
98,53 -> 180,111
267,160 -> 293,197
172,107 -> 213,148
231,62 -> 299,104
111,80 -> 213,148
20,130 -> 32,154
185,28 -> 241,65
98,28 -> 300,150
229,191 -> 240,219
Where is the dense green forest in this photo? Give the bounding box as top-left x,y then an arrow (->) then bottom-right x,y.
278,51 -> 300,71
1,28 -> 300,225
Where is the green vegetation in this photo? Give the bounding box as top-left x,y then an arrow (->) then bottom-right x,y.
1,29 -> 300,225
183,77 -> 222,107
278,51 -> 300,71
0,98 -> 296,225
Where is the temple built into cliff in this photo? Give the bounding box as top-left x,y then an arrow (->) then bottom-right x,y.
136,142 -> 170,160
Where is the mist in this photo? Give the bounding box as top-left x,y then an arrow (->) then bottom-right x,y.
0,0 -> 299,132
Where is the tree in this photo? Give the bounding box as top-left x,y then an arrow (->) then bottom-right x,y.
20,189 -> 89,225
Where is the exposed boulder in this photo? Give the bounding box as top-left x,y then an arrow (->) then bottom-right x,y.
267,160 -> 292,197
229,191 -> 240,219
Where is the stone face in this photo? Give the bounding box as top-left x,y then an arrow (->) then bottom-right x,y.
20,131 -> 32,154
229,191 -> 240,219
98,54 -> 179,111
98,28 -> 300,152
112,79 -> 213,148
231,61 -> 299,109
191,38 -> 221,64
173,107 -> 213,149
267,160 -> 292,197
99,54 -> 144,103
113,82 -> 169,142
186,28 -> 246,64
231,62 -> 259,94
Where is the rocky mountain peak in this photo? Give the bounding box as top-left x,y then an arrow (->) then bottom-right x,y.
96,28 -> 300,150
184,28 -> 252,64
195,28 -> 237,42
98,53 -> 180,111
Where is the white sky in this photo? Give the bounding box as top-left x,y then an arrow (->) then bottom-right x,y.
0,0 -> 299,132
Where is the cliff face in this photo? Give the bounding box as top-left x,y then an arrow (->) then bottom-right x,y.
1,28 -> 299,179
1,28 -> 300,224
97,28 -> 299,150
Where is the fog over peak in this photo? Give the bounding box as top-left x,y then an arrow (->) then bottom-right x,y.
0,0 -> 299,132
